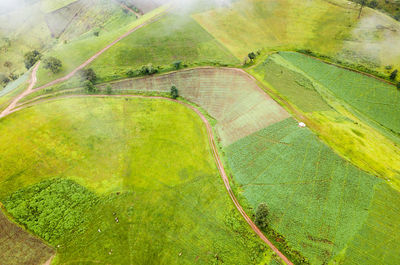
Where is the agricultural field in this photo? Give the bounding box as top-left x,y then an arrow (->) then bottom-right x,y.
95,68 -> 289,146
278,52 -> 400,134
250,52 -> 400,187
0,209 -> 54,265
89,14 -> 239,82
224,117 -> 399,265
0,97 -> 274,264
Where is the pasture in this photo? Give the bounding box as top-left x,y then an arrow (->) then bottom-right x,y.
0,97 -> 272,264
224,117 -> 396,265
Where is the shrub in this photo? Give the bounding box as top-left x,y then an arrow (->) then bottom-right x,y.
140,64 -> 158,75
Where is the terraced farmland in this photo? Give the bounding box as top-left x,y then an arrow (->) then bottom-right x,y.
0,97 -> 273,264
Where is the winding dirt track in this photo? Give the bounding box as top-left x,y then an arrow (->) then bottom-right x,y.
9,94 -> 294,265
0,62 -> 40,118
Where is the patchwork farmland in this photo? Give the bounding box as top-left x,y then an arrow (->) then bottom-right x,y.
0,0 -> 399,264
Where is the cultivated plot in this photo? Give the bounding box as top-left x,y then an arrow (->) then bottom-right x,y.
224,118 -> 396,265
99,68 -> 289,146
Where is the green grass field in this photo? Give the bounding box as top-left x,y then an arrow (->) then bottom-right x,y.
89,14 -> 239,82
0,208 -> 54,265
0,97 -> 274,264
224,117 -> 399,265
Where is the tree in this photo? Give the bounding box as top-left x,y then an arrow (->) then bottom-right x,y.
43,57 -> 62,74
248,52 -> 256,61
4,61 -> 12,69
170,86 -> 179,99
356,0 -> 367,19
24,50 -> 41,69
255,203 -> 269,230
390,69 -> 398,80
80,68 -> 97,83
173,60 -> 182,70
84,80 -> 96,93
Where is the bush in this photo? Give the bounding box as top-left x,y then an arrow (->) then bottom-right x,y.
140,64 -> 158,75
390,69 -> 398,80
397,82 -> 400,90
173,60 -> 182,70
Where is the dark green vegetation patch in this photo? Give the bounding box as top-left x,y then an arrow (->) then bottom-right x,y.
4,178 -> 98,244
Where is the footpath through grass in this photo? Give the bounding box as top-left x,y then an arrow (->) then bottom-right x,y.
0,97 -> 274,264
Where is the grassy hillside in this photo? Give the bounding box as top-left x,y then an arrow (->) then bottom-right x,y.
0,97 -> 274,264
89,14 -> 239,82
224,118 -> 399,265
34,5 -> 167,87
193,0 -> 400,74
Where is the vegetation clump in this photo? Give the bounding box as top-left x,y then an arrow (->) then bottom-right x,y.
43,57 -> 63,74
24,50 -> 41,69
255,203 -> 269,230
170,85 -> 179,99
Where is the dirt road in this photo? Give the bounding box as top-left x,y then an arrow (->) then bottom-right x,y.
0,62 -> 40,119
9,94 -> 293,265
